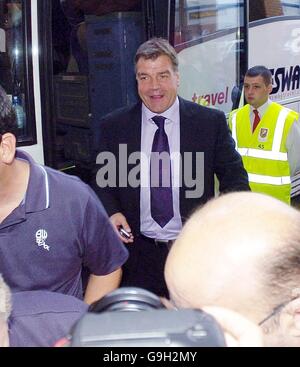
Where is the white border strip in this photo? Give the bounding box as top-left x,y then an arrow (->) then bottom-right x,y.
39,166 -> 50,208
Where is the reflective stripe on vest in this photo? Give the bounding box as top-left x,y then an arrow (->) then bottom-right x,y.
231,108 -> 289,161
236,148 -> 287,161
248,173 -> 291,185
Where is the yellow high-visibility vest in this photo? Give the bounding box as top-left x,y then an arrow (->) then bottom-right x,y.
229,102 -> 298,204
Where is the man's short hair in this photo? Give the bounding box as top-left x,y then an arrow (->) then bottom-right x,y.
264,236 -> 300,306
0,84 -> 17,138
245,65 -> 272,86
135,37 -> 178,72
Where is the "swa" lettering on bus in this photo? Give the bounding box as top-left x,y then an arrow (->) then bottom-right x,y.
270,65 -> 300,94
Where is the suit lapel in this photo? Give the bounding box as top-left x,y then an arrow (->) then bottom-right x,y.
179,98 -> 191,206
126,103 -> 142,227
127,102 -> 142,155
179,97 -> 191,157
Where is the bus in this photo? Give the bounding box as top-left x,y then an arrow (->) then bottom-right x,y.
1,0 -> 300,182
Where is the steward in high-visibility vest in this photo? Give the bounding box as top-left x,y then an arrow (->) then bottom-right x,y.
229,102 -> 299,204
228,65 -> 300,205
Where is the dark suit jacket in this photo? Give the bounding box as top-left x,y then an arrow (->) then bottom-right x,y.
92,97 -> 249,234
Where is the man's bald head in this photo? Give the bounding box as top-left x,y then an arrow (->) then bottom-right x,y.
165,192 -> 300,323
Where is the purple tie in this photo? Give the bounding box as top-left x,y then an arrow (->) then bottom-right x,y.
150,115 -> 174,228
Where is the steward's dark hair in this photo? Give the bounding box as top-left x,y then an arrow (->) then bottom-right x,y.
245,65 -> 272,86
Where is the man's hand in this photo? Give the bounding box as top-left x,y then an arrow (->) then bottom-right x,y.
203,306 -> 264,347
110,212 -> 134,244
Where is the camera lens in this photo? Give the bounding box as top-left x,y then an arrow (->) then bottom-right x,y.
88,287 -> 165,313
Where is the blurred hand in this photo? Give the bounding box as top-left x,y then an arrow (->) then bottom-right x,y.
203,306 -> 264,347
159,297 -> 177,309
110,212 -> 134,244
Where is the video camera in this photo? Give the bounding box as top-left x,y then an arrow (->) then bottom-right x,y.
69,287 -> 226,347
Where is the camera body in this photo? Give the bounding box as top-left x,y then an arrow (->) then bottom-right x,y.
69,287 -> 226,347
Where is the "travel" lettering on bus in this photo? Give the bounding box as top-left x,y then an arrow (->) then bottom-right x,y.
192,86 -> 229,106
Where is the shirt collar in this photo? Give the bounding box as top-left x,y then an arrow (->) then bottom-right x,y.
142,97 -> 179,125
250,99 -> 272,116
16,150 -> 50,213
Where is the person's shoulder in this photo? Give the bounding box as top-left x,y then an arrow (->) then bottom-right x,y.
229,104 -> 250,118
101,101 -> 142,125
229,107 -> 240,119
43,166 -> 93,199
179,97 -> 225,119
230,107 -> 240,115
12,290 -> 88,316
271,101 -> 282,108
10,291 -> 88,347
279,103 -> 299,120
44,165 -> 83,185
43,166 -> 108,216
269,102 -> 298,120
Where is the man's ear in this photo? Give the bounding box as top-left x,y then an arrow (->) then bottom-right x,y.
0,133 -> 16,164
267,83 -> 273,94
278,297 -> 300,337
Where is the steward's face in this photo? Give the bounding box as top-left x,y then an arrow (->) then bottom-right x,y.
244,75 -> 272,109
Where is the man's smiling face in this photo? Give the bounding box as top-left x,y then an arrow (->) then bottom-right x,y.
136,55 -> 179,114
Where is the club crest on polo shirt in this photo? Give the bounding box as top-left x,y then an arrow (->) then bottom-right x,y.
258,127 -> 269,142
35,229 -> 50,251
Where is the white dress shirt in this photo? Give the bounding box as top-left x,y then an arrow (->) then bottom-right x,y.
140,98 -> 182,240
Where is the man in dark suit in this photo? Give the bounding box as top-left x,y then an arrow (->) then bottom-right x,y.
92,38 -> 249,297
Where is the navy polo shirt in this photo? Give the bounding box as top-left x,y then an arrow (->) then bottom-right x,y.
0,150 -> 128,299
9,290 -> 88,347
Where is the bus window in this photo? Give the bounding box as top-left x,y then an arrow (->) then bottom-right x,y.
174,0 -> 246,114
282,0 -> 300,16
174,0 -> 243,43
250,0 -> 300,21
0,0 -> 36,145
